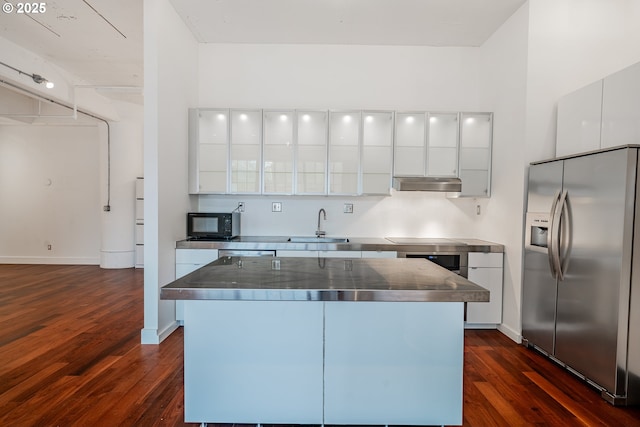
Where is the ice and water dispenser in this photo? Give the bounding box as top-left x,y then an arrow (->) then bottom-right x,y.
526,213 -> 550,249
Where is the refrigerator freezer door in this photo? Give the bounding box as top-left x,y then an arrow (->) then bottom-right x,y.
522,248 -> 559,354
522,160 -> 564,354
526,161 -> 564,214
555,148 -> 633,394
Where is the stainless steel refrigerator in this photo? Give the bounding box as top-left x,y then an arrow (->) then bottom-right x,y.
522,145 -> 640,405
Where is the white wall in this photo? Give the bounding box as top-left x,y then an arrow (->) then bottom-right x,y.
100,100 -> 144,268
525,0 -> 640,164
198,194 -> 486,238
0,35 -> 144,269
198,44 -> 481,111
196,44 -> 494,237
476,4 -> 530,340
142,0 -> 199,344
0,124 -> 101,263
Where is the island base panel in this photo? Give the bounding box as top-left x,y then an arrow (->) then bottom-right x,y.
324,301 -> 463,425
184,300 -> 324,423
183,300 -> 463,425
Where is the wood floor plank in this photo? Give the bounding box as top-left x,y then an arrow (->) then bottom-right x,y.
524,371 -> 634,427
2,264 -> 640,426
473,381 -> 532,427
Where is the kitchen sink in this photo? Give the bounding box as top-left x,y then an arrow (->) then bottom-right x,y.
288,237 -> 350,243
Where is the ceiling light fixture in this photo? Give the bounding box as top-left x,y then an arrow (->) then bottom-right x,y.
0,61 -> 55,89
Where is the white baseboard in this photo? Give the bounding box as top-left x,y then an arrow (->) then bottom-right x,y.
498,323 -> 522,343
100,250 -> 135,269
0,256 -> 99,265
140,321 -> 180,345
464,323 -> 499,329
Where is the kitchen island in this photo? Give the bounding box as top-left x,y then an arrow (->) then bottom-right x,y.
161,256 -> 489,426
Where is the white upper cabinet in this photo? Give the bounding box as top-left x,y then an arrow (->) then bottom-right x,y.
556,61 -> 640,157
362,111 -> 393,195
263,111 -> 294,194
601,62 -> 640,148
427,113 -> 459,177
329,111 -> 360,195
555,80 -> 603,157
458,113 -> 492,197
190,109 -> 229,194
394,112 -> 426,176
230,110 -> 262,194
190,107 -> 492,197
296,111 -> 328,195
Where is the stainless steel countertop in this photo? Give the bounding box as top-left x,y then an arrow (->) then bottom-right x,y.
175,236 -> 504,253
161,256 -> 490,303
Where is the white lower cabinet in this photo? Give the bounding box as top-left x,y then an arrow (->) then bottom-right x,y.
276,250 -> 397,258
276,250 -> 322,258
361,250 -> 397,258
175,249 -> 219,323
465,252 -> 503,327
276,250 -> 359,258
319,250 -> 360,258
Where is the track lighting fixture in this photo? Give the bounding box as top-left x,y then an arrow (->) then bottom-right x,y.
0,61 -> 55,89
32,74 -> 55,88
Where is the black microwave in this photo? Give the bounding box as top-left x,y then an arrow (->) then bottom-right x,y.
187,212 -> 240,240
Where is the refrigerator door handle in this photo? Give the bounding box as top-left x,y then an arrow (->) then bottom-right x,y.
547,190 -> 561,279
558,191 -> 572,281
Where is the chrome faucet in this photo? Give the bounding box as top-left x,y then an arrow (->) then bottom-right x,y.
316,208 -> 327,237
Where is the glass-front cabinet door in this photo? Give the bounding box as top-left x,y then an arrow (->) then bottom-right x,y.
296,111 -> 328,195
189,108 -> 493,197
329,111 -> 360,195
394,112 -> 426,176
191,109 -> 229,193
459,113 -> 493,197
230,110 -> 262,194
263,111 -> 294,194
427,113 -> 459,177
362,111 -> 393,194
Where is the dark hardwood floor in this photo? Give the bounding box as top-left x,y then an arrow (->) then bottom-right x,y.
1,264 -> 639,426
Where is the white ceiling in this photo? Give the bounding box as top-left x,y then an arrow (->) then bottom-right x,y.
170,0 -> 525,46
0,0 -> 524,89
0,0 -> 142,87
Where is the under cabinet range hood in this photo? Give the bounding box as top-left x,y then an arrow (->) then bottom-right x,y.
392,177 -> 462,192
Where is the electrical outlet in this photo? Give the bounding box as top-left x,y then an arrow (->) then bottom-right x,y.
272,202 -> 282,212
238,202 -> 245,212
47,244 -> 52,251
343,203 -> 354,214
